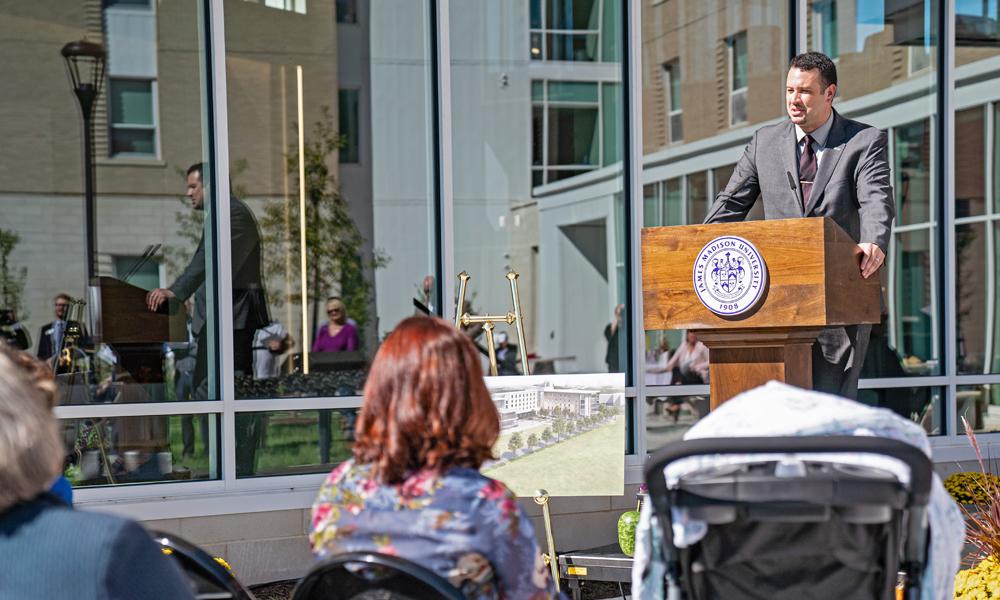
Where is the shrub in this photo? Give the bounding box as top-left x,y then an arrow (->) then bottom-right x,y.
946,472 -> 1000,506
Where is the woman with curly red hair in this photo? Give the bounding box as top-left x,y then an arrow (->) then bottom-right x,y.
309,316 -> 556,599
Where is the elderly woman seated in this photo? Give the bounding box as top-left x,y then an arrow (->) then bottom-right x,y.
0,341 -> 195,600
309,316 -> 557,599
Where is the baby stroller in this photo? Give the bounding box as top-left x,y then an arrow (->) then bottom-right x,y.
644,435 -> 932,600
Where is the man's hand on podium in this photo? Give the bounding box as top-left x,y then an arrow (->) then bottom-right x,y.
146,288 -> 176,312
857,243 -> 885,279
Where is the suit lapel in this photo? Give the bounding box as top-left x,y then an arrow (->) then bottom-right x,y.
780,121 -> 805,216
804,111 -> 847,215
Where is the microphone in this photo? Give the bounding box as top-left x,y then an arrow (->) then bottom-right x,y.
786,171 -> 797,191
123,244 -> 162,284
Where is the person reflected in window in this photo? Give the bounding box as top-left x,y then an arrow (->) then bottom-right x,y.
604,303 -> 625,372
36,293 -> 87,363
0,341 -> 195,599
664,331 -> 710,385
145,162 -> 270,391
494,331 -> 521,376
310,316 -> 557,599
146,163 -> 269,476
312,297 -> 359,353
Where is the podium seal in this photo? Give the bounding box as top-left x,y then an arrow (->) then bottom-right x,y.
692,235 -> 768,316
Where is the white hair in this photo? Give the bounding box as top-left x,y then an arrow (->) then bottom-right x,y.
0,343 -> 63,512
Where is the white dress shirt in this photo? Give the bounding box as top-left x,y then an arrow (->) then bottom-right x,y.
794,111 -> 835,169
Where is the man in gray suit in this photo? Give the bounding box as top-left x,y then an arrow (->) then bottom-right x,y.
146,163 -> 269,471
705,52 -> 894,399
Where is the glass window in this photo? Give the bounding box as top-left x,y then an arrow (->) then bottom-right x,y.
451,0 -> 624,377
222,0 -> 436,426
548,81 -> 599,103
237,409 -> 355,477
643,183 -> 660,227
112,255 -> 161,292
686,172 -> 708,225
958,384 -> 999,435
62,414 -> 219,487
108,79 -> 156,156
859,386 -> 944,435
335,0 -> 355,23
0,0 -> 218,426
729,32 -> 748,125
530,0 -> 609,62
663,61 -> 682,143
956,107 -> 986,218
532,80 -> 617,183
663,177 -> 683,227
338,88 -> 360,164
811,0 -> 839,59
952,5 -> 1000,376
261,0 -> 307,14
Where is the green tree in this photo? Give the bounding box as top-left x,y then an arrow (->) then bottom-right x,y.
526,433 -> 538,448
508,432 -> 523,454
542,427 -> 553,440
257,107 -> 388,342
0,229 -> 27,318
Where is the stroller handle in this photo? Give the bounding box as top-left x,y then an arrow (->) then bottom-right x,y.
644,436 -> 932,507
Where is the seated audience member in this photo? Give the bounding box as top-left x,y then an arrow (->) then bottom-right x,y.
0,340 -> 195,600
310,316 -> 557,599
312,297 -> 359,353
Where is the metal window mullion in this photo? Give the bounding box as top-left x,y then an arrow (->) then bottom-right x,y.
887,126 -> 898,351
857,376 -> 951,389
954,213 -> 994,225
954,373 -> 1000,386
432,0 -> 454,320
55,401 -> 222,419
152,79 -> 162,159
987,105 -> 997,374
232,397 -> 364,412
893,221 -> 936,233
205,0 -> 237,488
941,0 -> 957,438
624,0 -> 644,456
793,0 -> 807,56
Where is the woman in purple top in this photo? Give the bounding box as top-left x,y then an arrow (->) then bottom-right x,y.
313,297 -> 359,352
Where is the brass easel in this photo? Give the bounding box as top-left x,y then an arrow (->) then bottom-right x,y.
534,489 -> 560,592
454,270 -> 530,376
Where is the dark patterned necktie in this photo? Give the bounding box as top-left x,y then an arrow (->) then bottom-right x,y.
799,134 -> 816,208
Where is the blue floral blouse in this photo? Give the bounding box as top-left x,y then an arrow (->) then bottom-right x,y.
310,459 -> 558,600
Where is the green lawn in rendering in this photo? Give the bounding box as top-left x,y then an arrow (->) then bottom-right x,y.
483,415 -> 625,497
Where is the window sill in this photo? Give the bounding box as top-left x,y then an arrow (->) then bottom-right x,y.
97,157 -> 166,168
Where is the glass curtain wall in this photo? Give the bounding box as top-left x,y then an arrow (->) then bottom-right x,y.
222,0 -> 436,477
639,0 -> 790,450
953,0 -> 1000,433
4,1 -> 999,495
0,0 -> 220,487
449,0 -> 626,380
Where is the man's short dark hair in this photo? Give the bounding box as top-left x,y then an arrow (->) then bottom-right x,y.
789,52 -> 838,89
187,162 -> 203,180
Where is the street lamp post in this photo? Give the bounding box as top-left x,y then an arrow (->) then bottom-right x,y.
61,40 -> 106,282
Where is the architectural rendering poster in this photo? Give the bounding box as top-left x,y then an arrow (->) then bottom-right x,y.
482,373 -> 625,497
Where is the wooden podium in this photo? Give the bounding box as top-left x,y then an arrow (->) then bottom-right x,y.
89,276 -> 187,344
642,217 -> 880,408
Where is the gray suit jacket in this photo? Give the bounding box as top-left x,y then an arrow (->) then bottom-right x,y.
169,196 -> 270,335
705,110 -> 894,252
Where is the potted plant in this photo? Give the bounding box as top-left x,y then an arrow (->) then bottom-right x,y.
952,417 -> 1000,598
